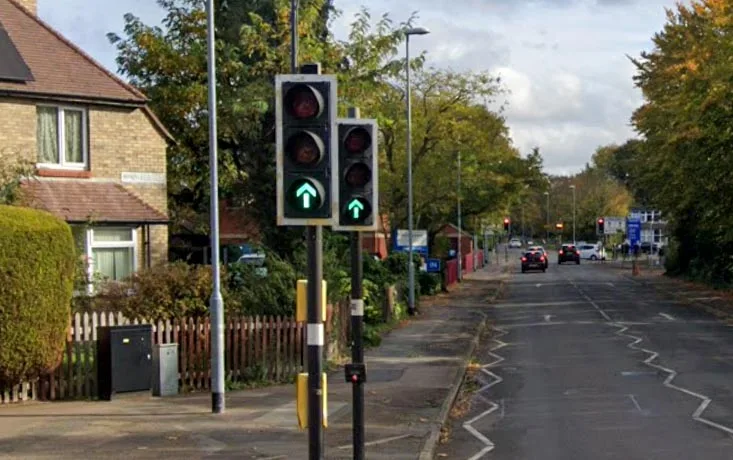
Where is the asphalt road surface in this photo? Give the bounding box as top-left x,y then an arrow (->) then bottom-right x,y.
438,249 -> 733,459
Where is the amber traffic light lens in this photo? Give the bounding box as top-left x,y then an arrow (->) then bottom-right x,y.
344,127 -> 371,154
345,163 -> 371,187
287,132 -> 323,166
285,84 -> 322,119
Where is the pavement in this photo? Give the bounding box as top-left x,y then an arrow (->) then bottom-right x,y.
438,249 -> 733,459
0,257 -> 509,460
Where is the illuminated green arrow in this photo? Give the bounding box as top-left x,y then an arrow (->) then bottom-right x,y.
296,182 -> 317,209
348,199 -> 365,219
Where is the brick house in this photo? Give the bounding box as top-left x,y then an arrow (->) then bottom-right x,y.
0,0 -> 171,283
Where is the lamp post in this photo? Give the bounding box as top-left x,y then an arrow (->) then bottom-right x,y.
405,26 -> 430,315
544,191 -> 550,244
457,150 -> 462,281
570,185 -> 576,245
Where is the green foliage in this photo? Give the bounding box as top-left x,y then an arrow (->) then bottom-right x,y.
625,1 -> 733,282
226,251 -> 297,316
419,272 -> 442,297
0,158 -> 34,205
0,206 -> 76,384
92,261 -> 217,319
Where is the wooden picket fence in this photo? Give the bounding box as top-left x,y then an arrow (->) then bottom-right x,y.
0,311 -> 306,404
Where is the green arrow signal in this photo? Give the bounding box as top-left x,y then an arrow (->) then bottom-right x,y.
348,199 -> 365,219
296,182 -> 317,209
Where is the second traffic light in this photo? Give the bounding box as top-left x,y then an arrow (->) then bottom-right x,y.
275,74 -> 337,226
503,218 -> 510,232
597,217 -> 605,234
333,119 -> 378,231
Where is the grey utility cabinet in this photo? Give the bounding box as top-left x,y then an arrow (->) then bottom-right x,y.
152,343 -> 179,397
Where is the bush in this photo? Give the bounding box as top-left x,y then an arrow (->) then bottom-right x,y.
0,205 -> 76,384
419,272 -> 442,296
226,251 -> 297,316
92,262 -> 217,319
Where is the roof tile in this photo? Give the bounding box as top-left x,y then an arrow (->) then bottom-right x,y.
0,0 -> 146,103
21,180 -> 168,224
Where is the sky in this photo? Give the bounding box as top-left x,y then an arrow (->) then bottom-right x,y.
36,0 -> 681,175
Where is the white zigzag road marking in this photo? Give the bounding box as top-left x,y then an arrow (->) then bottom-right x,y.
614,324 -> 733,436
463,326 -> 507,460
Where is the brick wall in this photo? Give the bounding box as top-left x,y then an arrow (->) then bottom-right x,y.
0,99 -> 35,162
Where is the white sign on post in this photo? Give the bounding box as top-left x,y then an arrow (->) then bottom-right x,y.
603,216 -> 625,235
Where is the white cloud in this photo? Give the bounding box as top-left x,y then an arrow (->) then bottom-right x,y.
35,0 -> 676,174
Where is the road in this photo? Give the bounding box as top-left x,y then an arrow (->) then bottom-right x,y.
438,249 -> 733,459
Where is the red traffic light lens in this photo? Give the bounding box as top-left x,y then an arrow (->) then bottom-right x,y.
286,131 -> 324,166
345,163 -> 371,187
344,127 -> 372,154
504,218 -> 510,223
284,84 -> 323,119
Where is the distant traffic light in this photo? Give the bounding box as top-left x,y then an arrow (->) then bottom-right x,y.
597,217 -> 605,234
333,118 -> 378,230
275,73 -> 337,226
503,218 -> 510,232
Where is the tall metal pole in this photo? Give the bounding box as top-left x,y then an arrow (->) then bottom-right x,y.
206,0 -> 225,415
290,3 -> 324,457
406,34 -> 416,315
545,192 -> 550,244
346,107 -> 365,459
290,0 -> 298,73
571,186 -> 576,244
456,150 -> 462,281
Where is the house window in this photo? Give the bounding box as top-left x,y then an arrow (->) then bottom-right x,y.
90,228 -> 136,282
36,106 -> 87,168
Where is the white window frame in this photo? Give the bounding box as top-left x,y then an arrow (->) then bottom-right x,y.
76,227 -> 137,295
36,105 -> 88,170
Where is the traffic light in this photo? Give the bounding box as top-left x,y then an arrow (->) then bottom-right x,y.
597,217 -> 605,234
275,74 -> 337,226
333,118 -> 378,231
503,218 -> 510,232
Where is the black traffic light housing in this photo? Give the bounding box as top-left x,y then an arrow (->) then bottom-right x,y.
333,118 -> 379,231
503,218 -> 510,232
597,217 -> 605,234
275,74 -> 337,226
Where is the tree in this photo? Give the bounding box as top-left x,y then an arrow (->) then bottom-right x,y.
630,0 -> 733,280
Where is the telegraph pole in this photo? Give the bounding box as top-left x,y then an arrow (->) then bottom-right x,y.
205,0 -> 225,414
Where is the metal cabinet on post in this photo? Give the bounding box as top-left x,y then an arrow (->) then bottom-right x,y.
97,324 -> 153,401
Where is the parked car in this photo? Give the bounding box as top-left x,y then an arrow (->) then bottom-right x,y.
521,251 -> 547,273
558,244 -> 580,264
527,246 -> 549,268
508,238 -> 522,248
526,240 -> 534,246
577,243 -> 606,261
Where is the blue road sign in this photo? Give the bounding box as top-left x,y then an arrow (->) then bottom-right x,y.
392,229 -> 429,255
627,218 -> 641,247
426,259 -> 441,273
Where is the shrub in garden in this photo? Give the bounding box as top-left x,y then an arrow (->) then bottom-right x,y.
226,252 -> 297,316
0,205 -> 76,384
93,261 -> 219,319
418,272 -> 442,296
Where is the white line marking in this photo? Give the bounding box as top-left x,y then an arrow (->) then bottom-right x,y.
536,283 -> 542,288
658,313 -> 675,321
566,274 -> 733,436
544,315 -> 552,322
629,394 -> 642,412
689,296 -> 721,301
337,434 -> 413,450
463,325 -> 507,460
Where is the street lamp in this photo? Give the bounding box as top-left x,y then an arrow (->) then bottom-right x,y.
457,151 -> 462,282
405,26 -> 430,316
570,185 -> 576,245
544,191 -> 550,244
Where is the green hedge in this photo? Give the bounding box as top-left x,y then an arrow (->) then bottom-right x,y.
0,205 -> 75,385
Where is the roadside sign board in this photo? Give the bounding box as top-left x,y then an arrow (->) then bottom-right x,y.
426,259 -> 441,273
626,218 -> 641,246
603,216 -> 625,235
393,229 -> 428,255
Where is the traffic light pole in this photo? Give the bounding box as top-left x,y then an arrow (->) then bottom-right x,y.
307,226 -> 324,460
289,5 -> 324,458
345,107 -> 366,459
